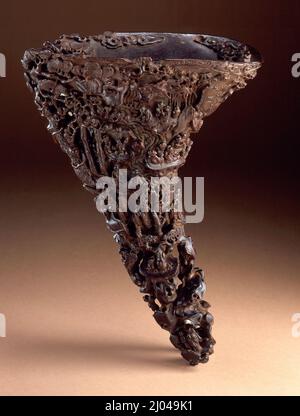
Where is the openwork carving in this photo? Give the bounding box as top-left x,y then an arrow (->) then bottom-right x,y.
22,32 -> 261,365
194,34 -> 252,62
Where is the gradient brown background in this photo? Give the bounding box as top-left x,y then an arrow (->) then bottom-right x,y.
0,0 -> 300,396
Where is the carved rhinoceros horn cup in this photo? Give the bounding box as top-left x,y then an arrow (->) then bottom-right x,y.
22,32 -> 262,365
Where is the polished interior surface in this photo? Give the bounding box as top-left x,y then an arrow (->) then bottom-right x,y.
91,32 -> 262,63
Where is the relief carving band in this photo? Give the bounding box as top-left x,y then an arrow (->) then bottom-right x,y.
22,32 -> 262,365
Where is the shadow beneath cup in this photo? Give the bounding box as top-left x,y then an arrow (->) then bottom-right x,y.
13,333 -> 193,371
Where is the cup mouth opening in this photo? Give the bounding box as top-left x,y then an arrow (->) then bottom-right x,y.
113,32 -> 262,63
24,32 -> 263,65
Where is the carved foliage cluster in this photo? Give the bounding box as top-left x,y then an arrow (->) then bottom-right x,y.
24,52 -> 211,175
194,34 -> 252,62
